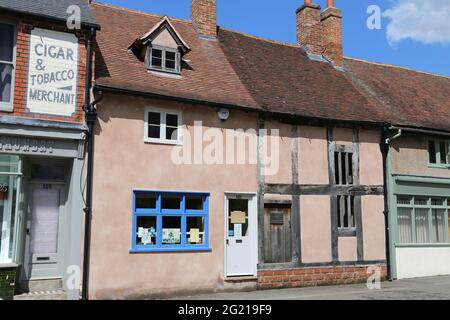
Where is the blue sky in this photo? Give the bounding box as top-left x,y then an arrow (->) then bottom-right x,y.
100,0 -> 450,77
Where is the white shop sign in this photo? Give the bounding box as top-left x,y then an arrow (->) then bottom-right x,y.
27,28 -> 79,116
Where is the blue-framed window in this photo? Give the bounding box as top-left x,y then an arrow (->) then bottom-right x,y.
131,190 -> 210,252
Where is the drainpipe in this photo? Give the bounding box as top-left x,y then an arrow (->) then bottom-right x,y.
81,27 -> 102,300
380,126 -> 402,281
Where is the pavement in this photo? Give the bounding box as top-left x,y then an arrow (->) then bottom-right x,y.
170,276 -> 450,300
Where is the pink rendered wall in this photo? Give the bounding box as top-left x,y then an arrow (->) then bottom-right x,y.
298,126 -> 329,184
338,237 -> 357,261
90,94 -> 258,299
264,120 -> 291,184
362,195 -> 386,261
360,130 -> 384,185
300,195 -> 332,263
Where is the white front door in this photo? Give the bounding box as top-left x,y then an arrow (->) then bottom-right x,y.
25,184 -> 66,279
225,194 -> 257,277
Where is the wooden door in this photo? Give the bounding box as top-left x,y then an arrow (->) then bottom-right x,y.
263,205 -> 292,263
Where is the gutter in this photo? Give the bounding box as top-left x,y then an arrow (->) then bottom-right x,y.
81,27 -> 103,301
93,84 -> 385,129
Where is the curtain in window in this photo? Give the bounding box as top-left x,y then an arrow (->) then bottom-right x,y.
0,23 -> 14,103
0,62 -> 12,103
415,208 -> 429,243
397,207 -> 412,243
432,209 -> 446,243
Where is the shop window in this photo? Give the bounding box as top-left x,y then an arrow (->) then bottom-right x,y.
0,21 -> 16,111
428,140 -> 450,166
144,107 -> 182,144
396,196 -> 450,244
132,191 -> 209,252
0,155 -> 21,264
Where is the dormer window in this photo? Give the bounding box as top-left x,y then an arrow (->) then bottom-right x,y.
148,46 -> 180,74
129,16 -> 190,77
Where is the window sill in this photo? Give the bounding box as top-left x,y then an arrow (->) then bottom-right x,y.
0,104 -> 13,112
428,164 -> 450,169
143,138 -> 182,146
396,243 -> 450,248
130,247 -> 212,253
148,69 -> 182,79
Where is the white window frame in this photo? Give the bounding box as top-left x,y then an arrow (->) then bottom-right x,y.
147,45 -> 181,75
144,107 -> 182,145
0,20 -> 17,112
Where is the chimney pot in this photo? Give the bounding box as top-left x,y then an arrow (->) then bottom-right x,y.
327,0 -> 334,8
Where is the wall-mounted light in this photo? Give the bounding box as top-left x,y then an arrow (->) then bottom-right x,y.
218,108 -> 230,121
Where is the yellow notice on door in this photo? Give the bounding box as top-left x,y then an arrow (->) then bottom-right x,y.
190,228 -> 200,243
230,211 -> 246,224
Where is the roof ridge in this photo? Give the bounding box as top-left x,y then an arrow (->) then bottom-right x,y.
345,56 -> 450,81
219,26 -> 299,49
91,1 -> 192,25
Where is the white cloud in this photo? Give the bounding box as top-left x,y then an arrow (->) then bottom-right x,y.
383,0 -> 450,45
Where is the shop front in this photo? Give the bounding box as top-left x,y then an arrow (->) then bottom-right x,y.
0,117 -> 86,299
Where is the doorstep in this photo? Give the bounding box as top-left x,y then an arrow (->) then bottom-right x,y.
225,276 -> 258,283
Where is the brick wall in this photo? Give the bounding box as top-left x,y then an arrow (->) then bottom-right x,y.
0,17 -> 88,123
191,0 -> 217,38
258,265 -> 387,289
296,4 -> 322,56
321,8 -> 343,66
0,267 -> 17,300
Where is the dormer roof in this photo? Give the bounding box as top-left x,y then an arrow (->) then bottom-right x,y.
129,16 -> 190,55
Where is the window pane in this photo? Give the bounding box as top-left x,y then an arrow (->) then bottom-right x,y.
397,196 -> 412,205
415,208 -> 429,243
135,193 -> 157,209
0,155 -> 20,173
165,59 -> 176,70
440,141 -> 447,164
148,112 -> 161,125
161,194 -> 181,210
414,197 -> 427,206
187,216 -> 205,244
431,198 -> 444,206
166,114 -> 178,127
148,125 -> 160,139
432,209 -> 446,243
0,63 -> 13,103
166,127 -> 178,141
162,216 -> 181,244
136,216 -> 157,246
0,23 -> 14,62
228,199 -> 249,237
165,51 -> 176,61
152,49 -> 162,58
0,175 -> 18,262
428,141 -> 436,164
186,196 -> 203,211
397,208 -> 412,243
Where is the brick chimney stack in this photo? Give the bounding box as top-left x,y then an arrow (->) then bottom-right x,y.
321,0 -> 343,66
191,0 -> 217,38
296,0 -> 322,56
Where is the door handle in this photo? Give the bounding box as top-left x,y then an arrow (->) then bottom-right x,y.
226,239 -> 229,245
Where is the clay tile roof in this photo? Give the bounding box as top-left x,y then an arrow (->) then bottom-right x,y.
91,3 -> 260,110
92,3 -> 450,132
217,28 -> 388,124
344,58 -> 450,132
